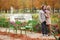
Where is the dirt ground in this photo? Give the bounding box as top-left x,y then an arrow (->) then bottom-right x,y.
0,28 -> 56,40
0,31 -> 56,40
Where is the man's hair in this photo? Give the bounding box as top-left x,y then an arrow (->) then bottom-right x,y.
41,5 -> 46,13
41,5 -> 46,10
41,6 -> 44,9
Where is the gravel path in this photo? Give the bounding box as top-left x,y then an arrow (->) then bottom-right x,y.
0,28 -> 56,40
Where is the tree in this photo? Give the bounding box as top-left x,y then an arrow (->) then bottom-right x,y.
0,0 -> 60,13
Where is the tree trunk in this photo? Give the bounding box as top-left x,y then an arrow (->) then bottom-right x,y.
5,10 -> 7,13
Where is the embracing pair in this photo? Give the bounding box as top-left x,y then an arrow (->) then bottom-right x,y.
39,5 -> 51,36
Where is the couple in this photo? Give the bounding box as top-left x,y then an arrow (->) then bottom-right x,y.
39,5 -> 51,36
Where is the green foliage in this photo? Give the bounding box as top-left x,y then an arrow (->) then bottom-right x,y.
0,17 -> 6,27
57,15 -> 60,31
15,21 -> 22,25
51,14 -> 59,24
28,20 -> 38,27
3,21 -> 10,28
9,24 -> 15,29
0,17 -> 10,28
27,20 -> 39,32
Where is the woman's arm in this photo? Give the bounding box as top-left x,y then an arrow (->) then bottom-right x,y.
45,13 -> 49,18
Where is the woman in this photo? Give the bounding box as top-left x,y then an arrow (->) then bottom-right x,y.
45,5 -> 51,35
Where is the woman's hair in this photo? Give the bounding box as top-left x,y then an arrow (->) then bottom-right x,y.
46,5 -> 51,11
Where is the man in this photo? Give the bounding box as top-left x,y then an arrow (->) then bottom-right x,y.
39,5 -> 48,36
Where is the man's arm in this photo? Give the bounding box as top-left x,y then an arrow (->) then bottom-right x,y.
39,11 -> 43,23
